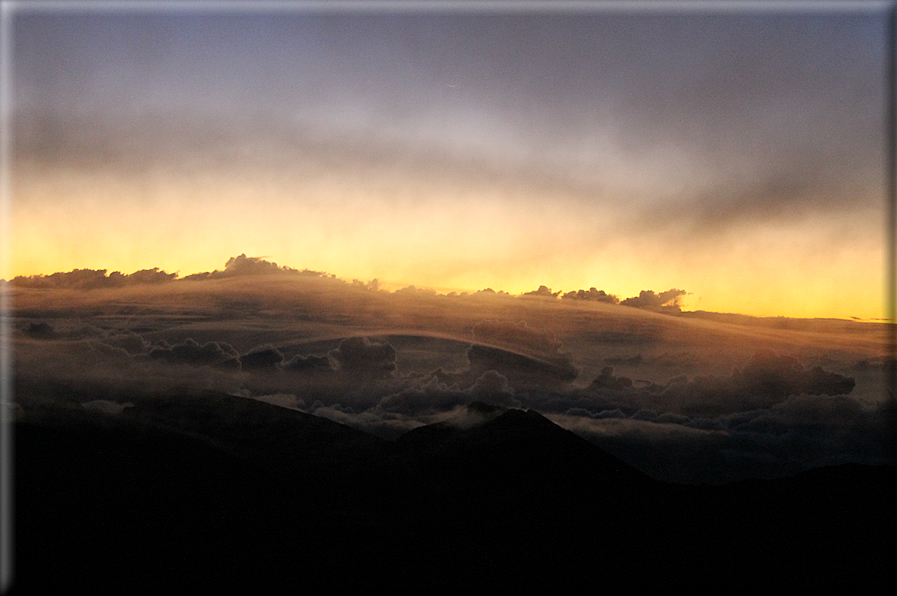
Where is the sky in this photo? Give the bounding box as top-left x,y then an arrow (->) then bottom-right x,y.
4,1 -> 892,319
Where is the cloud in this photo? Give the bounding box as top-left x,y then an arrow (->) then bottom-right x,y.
82,400 -> 134,415
550,392 -> 889,484
182,254 -> 327,281
10,268 -> 176,289
328,337 -> 397,379
519,350 -> 858,421
561,288 -> 619,304
281,353 -> 333,373
22,321 -> 57,339
98,331 -> 152,355
521,285 -> 560,298
306,402 -> 426,439
243,392 -> 305,410
378,376 -> 469,415
470,320 -> 579,384
589,366 -> 635,392
620,289 -> 687,311
148,338 -> 241,369
658,350 -> 856,417
377,370 -> 520,417
602,354 -> 644,367
472,321 -> 566,361
240,345 -> 285,370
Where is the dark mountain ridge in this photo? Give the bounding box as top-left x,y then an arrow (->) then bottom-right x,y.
11,393 -> 894,592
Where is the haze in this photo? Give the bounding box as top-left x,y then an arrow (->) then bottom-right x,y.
6,2 -> 890,319
7,253 -> 892,483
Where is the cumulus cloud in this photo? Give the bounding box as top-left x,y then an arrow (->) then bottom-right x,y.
602,354 -> 645,367
551,391 -> 889,484
244,392 -> 305,410
561,288 -> 620,304
22,321 -> 57,339
328,337 -> 397,379
281,353 -> 333,373
620,289 -> 687,311
464,321 -> 579,388
351,278 -> 380,291
564,350 -> 857,420
474,288 -> 510,296
82,399 -> 134,415
659,349 -> 856,417
464,344 -> 578,390
394,285 -> 437,296
377,370 -> 520,417
306,401 -> 426,439
182,254 -> 326,281
20,321 -> 105,342
378,376 -> 469,415
521,285 -> 561,298
148,338 -> 241,369
589,366 -> 635,392
240,344 -> 285,370
10,267 -> 176,289
472,321 -> 566,361
98,331 -> 152,355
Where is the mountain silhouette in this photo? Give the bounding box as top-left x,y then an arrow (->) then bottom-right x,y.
12,393 -> 894,592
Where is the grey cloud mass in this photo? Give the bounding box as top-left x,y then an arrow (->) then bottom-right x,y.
12,10 -> 885,243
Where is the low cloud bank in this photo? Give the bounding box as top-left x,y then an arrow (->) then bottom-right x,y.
9,257 -> 692,314
14,312 -> 882,482
10,268 -> 176,289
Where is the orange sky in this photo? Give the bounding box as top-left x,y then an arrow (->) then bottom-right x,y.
5,6 -> 890,321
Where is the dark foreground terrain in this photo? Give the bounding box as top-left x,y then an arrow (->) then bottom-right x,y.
11,392 -> 895,592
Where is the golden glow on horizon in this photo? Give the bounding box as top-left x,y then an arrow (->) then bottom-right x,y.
10,204 -> 883,322
10,153 -> 885,322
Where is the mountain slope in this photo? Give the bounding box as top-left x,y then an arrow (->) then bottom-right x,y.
11,394 -> 894,592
